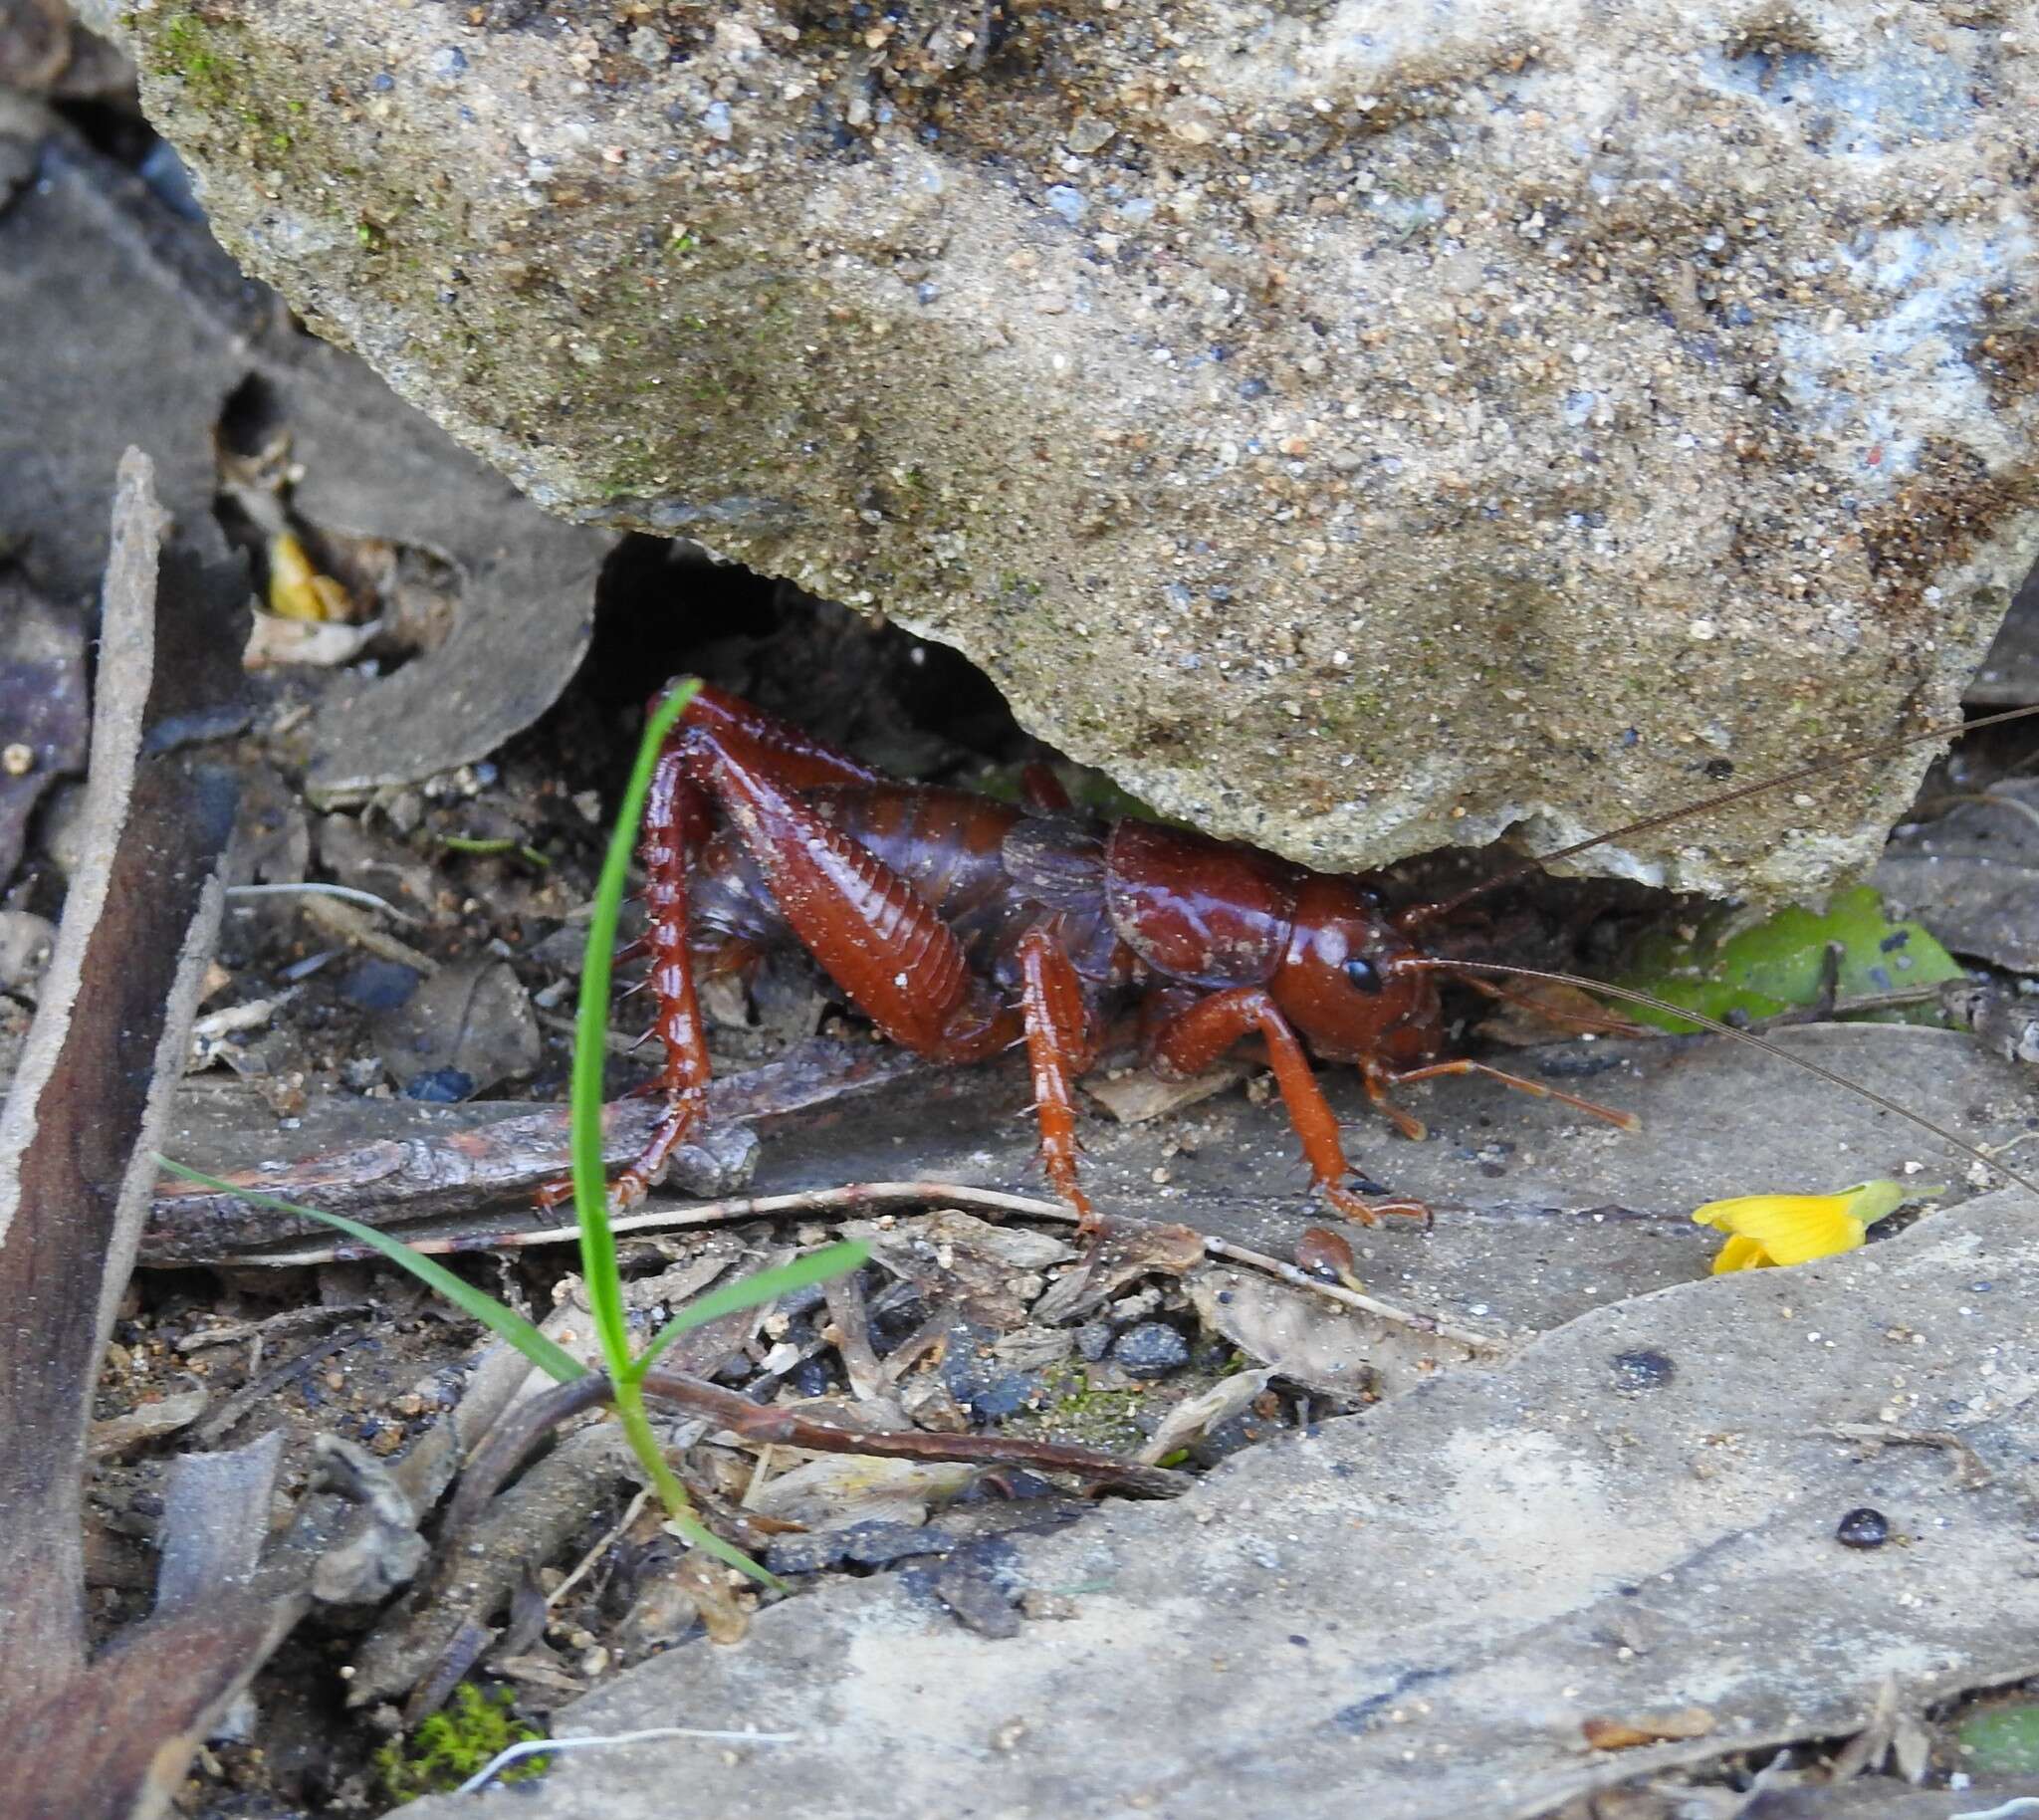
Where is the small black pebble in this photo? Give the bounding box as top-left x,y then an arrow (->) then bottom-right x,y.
777,1279 -> 830,1321
964,1372 -> 1038,1421
1610,1348 -> 1676,1391
339,958 -> 422,1011
1836,1506 -> 1890,1549
1113,1321 -> 1191,1378
403,1067 -> 474,1102
791,1357 -> 834,1398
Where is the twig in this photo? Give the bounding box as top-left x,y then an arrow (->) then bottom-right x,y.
191,1332 -> 354,1445
209,1182 -> 1079,1266
636,1367 -> 1190,1497
1812,1422 -> 1994,1489
441,1362 -> 1186,1555
442,1376 -> 607,1541
548,1487 -> 649,1612
210,1178 -> 1506,1353
176,1301 -> 369,1352
295,893 -> 439,974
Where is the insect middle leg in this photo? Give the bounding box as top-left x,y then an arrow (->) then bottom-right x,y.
1367,1058 -> 1639,1135
1147,987 -> 1429,1227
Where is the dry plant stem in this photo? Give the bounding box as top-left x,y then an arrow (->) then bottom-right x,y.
295,892 -> 439,973
443,1362 -> 1187,1547
442,1375 -> 609,1541
634,1367 -> 1191,1497
219,1182 -> 1076,1263
238,1180 -> 1502,1353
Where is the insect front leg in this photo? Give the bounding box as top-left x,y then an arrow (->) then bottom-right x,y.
1148,987 -> 1429,1228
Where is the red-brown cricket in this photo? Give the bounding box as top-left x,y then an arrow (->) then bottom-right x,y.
563,679 -> 2039,1225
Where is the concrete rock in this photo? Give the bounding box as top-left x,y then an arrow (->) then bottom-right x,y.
88,0 -> 2039,894
405,1189 -> 2039,1820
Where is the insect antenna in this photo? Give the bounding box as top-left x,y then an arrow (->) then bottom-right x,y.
1451,971 -> 1645,1037
1408,701 -> 2039,927
1407,957 -> 2039,1200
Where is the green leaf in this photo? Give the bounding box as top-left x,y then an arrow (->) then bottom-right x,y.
1614,885 -> 1964,1034
571,679 -> 700,1380
626,1239 -> 870,1383
1956,1703 -> 2039,1774
154,1159 -> 587,1385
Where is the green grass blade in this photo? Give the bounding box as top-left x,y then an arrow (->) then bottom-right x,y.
666,1502 -> 785,1591
626,1240 -> 871,1383
572,679 -> 701,1379
155,1158 -> 587,1385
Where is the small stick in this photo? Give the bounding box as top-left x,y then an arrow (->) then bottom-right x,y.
441,1375 -> 608,1541
209,1182 -> 1082,1265
295,893 -> 440,974
1812,1422 -> 1994,1489
217,1178 -> 1503,1353
635,1367 -> 1190,1498
225,881 -> 423,925
441,1364 -> 1186,1550
191,1331 -> 355,1445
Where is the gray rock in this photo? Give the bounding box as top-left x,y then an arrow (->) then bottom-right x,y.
404,1187 -> 2039,1820
1110,1318 -> 1191,1378
85,1 -> 2039,895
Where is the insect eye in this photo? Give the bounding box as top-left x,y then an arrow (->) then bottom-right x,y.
1343,956 -> 1383,995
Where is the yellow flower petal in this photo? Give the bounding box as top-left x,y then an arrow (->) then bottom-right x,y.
1710,1234 -> 1771,1274
267,531 -> 348,622
1691,1180 -> 1923,1275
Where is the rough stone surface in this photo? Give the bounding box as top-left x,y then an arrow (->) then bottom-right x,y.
407,1188 -> 2039,1820
87,0 -> 2039,894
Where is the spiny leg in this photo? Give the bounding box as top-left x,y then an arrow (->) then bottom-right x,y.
1149,987 -> 1428,1227
551,683 -> 1017,1211
1016,923 -> 1100,1232
539,745 -> 714,1211
676,682 -> 887,791
703,741 -> 1017,1063
1376,1058 -> 1640,1131
1360,1063 -> 1430,1142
